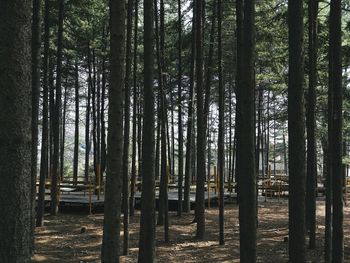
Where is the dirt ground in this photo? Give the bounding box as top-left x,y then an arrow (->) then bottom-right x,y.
33,199 -> 350,262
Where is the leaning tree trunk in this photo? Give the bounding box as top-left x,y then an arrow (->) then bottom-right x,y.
101,0 -> 126,261
138,0 -> 156,260
0,0 -> 32,261
288,0 -> 306,261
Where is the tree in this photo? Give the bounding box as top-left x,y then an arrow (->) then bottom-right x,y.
217,0 -> 224,246
236,0 -> 257,261
305,0 -> 318,249
195,0 -> 206,239
73,61 -> 79,185
37,0 -> 51,227
51,0 -> 65,215
122,0 -> 134,254
177,0 -> 184,217
0,0 -> 32,261
101,0 -> 126,261
288,0 -> 306,261
138,0 -> 156,259
330,0 -> 343,261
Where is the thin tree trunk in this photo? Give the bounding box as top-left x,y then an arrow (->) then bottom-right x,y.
73,61 -> 80,185
195,0 -> 206,239
306,0 -> 318,249
130,0 -> 139,217
51,0 -> 64,215
37,0 -> 50,227
177,0 -> 184,217
31,0 -> 42,251
122,0 -> 134,253
217,0 -> 224,245
184,2 -> 196,213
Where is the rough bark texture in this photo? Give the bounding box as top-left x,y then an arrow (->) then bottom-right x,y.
236,0 -> 257,261
101,0 -> 126,261
0,0 -> 32,261
306,0 -> 318,250
137,0 -> 156,259
288,0 -> 306,261
330,0 -> 343,261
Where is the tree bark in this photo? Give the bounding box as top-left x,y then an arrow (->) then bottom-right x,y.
330,0 -> 343,261
236,0 -> 257,261
305,0 -> 318,250
288,0 -> 306,261
73,61 -> 80,185
0,0 -> 32,261
51,0 -> 65,215
138,0 -> 156,259
101,0 -> 126,261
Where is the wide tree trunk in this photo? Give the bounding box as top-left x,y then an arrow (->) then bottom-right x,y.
236,0 -> 257,261
101,0 -> 126,261
288,0 -> 306,261
0,0 -> 32,261
138,0 -> 156,259
330,0 -> 343,261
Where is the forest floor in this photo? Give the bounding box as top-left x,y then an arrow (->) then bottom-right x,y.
33,198 -> 350,262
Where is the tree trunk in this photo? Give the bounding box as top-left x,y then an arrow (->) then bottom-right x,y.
0,0 -> 32,260
37,0 -> 50,227
305,0 -> 318,249
184,1 -> 196,213
130,0 -> 139,217
330,0 -> 343,261
177,0 -> 184,217
138,0 -> 156,259
73,61 -> 80,185
217,0 -> 224,245
51,0 -> 64,215
122,0 -> 134,254
288,0 -> 306,261
31,0 -> 42,250
236,0 -> 257,261
100,0 -> 126,261
195,0 -> 206,239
